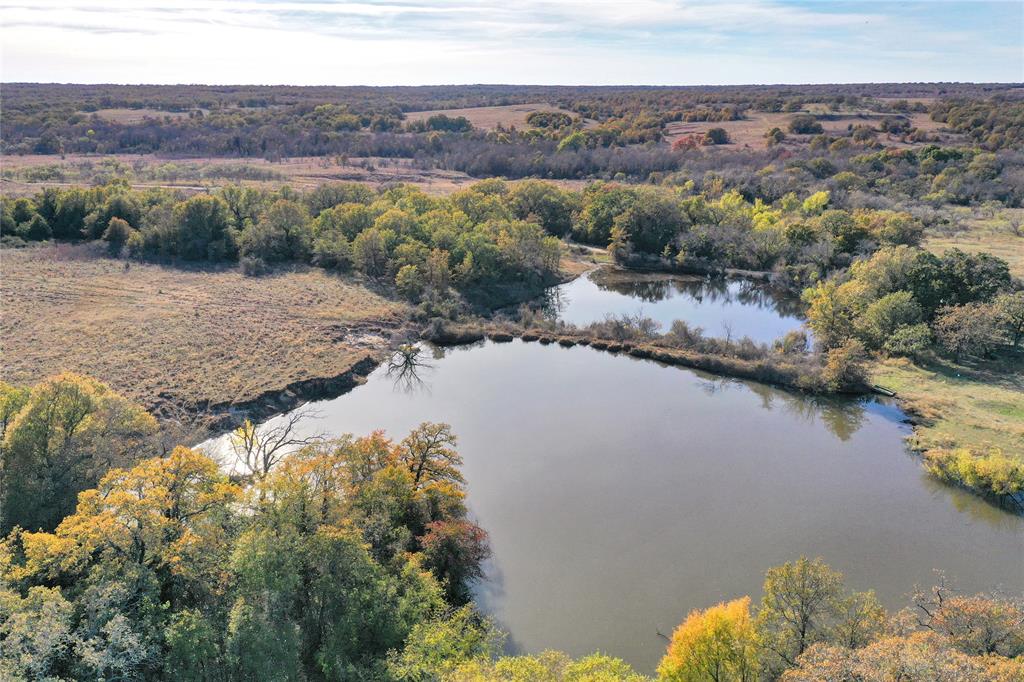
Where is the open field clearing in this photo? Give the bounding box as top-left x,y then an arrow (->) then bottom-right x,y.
924,211 -> 1024,278
0,153 -> 592,197
873,356 -> 1024,459
87,108 -> 199,123
404,102 -> 591,129
664,110 -> 954,148
0,153 -> 483,196
0,243 -> 410,422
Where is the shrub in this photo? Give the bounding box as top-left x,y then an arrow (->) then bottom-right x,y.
102,216 -> 134,253
704,127 -> 730,145
789,114 -> 824,134
924,448 -> 1024,501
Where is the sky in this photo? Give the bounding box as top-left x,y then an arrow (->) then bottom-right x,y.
1,0 -> 1021,85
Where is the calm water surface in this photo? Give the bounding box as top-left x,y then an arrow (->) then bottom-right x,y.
543,270 -> 807,344
205,340 -> 1024,672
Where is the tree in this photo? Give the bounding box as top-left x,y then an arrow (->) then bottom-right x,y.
239,198 -> 312,263
757,557 -> 845,673
993,291 -> 1024,348
21,214 -> 51,241
658,596 -> 759,682
102,216 -> 133,253
912,580 -> 1024,657
353,227 -> 390,276
818,210 -> 868,253
822,339 -> 870,392
396,264 -> 426,301
802,280 -> 864,349
228,409 -> 322,481
173,194 -> 234,260
398,422 -> 464,490
939,249 -> 1011,306
933,304 -> 1002,360
0,382 -> 29,439
419,520 -> 491,604
1,373 -> 157,533
612,187 -> 688,255
508,180 -> 577,237
765,127 -> 786,147
387,605 -> 503,681
854,291 -> 923,350
883,323 -> 932,359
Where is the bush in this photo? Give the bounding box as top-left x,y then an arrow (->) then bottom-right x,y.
789,115 -> 824,134
21,214 -> 51,241
924,448 -> 1024,501
240,255 -> 268,276
704,128 -> 730,145
102,216 -> 134,253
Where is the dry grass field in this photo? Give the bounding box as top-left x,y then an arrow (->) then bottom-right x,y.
664,109 -> 953,149
0,154 -> 482,197
0,154 -> 592,198
0,243 -> 410,421
404,102 -> 589,130
88,108 -> 198,123
924,210 -> 1024,279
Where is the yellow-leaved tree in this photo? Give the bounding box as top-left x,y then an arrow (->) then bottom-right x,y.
658,596 -> 759,682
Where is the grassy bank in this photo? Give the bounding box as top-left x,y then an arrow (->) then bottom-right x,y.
872,355 -> 1024,509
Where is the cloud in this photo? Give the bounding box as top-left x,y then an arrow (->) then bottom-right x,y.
0,0 -> 1019,84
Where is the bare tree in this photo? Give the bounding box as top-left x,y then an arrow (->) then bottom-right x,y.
228,407 -> 323,480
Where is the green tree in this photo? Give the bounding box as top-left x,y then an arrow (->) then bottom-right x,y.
509,180 -> 577,237
854,291 -> 923,350
993,291 -> 1024,348
756,557 -> 845,674
173,194 -> 235,260
353,227 -> 391,276
1,373 -> 157,533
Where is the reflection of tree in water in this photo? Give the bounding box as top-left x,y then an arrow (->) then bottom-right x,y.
386,344 -> 433,393
744,382 -> 867,442
593,274 -> 805,318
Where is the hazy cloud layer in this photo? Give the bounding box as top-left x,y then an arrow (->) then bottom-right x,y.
1,1 -> 1021,84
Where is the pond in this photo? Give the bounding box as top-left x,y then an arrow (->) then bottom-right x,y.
541,269 -> 807,344
204,339 -> 1024,672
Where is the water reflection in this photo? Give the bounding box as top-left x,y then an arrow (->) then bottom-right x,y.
385,344 -> 433,393
540,269 -> 807,344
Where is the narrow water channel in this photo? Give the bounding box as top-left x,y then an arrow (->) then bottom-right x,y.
204,336 -> 1024,671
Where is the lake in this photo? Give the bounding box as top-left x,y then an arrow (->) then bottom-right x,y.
203,338 -> 1024,671
542,269 -> 807,344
